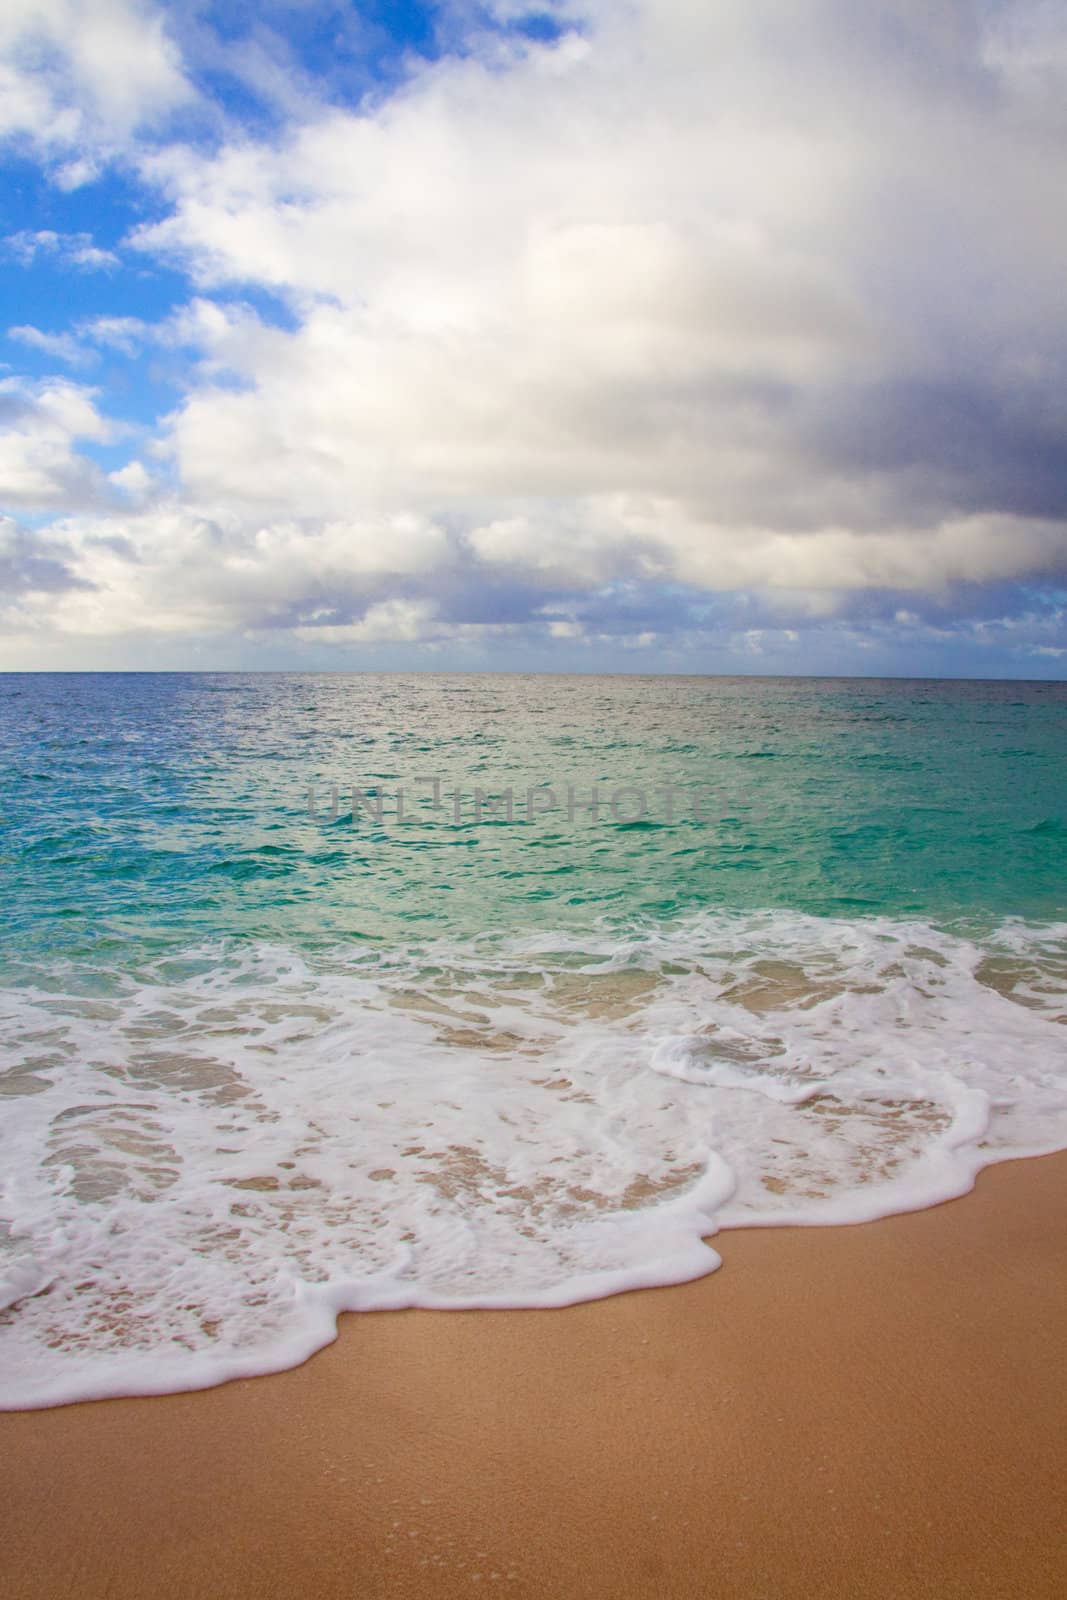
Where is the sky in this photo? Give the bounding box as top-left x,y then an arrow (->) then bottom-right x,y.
1,0 -> 1066,676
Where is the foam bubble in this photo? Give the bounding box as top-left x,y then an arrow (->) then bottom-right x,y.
2,911 -> 1066,1408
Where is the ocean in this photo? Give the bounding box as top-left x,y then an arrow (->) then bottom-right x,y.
1,672 -> 1065,1407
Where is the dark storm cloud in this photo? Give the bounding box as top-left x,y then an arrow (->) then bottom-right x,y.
802,375 -> 1067,527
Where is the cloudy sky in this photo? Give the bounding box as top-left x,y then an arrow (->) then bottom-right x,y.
1,0 -> 1065,675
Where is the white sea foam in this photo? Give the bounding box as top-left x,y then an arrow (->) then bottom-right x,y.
1,911 -> 1066,1409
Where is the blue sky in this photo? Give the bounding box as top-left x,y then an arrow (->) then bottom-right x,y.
1,0 -> 1065,675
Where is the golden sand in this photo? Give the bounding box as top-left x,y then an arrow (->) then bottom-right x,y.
5,1151 -> 1067,1598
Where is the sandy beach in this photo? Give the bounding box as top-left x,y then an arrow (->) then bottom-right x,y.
4,1149 -> 1066,1600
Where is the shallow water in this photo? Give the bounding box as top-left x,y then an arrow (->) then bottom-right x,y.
1,674 -> 1065,1406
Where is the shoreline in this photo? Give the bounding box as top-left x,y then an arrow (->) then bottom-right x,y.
5,1149 -> 1067,1598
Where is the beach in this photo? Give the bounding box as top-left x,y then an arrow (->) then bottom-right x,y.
5,1147 -> 1065,1599
4,0 -> 1067,1580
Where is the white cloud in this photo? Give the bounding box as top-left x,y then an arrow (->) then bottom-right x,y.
574,501 -> 1067,594
1,1 -> 1066,664
108,459 -> 153,498
293,597 -> 440,645
0,504 -> 454,641
467,509 -> 662,587
8,324 -> 93,366
3,230 -> 118,269
80,316 -> 152,355
0,0 -> 190,158
0,376 -> 112,507
118,2 -> 1066,598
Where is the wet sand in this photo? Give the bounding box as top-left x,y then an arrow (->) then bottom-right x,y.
4,1150 -> 1067,1599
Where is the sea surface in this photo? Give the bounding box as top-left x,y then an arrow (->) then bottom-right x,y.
1,672 -> 1066,1407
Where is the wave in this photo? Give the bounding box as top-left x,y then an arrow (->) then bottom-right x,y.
1,909 -> 1066,1409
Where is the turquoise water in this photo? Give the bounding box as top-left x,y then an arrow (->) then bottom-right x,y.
1,674 -> 1065,1407
2,674 -> 1065,965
